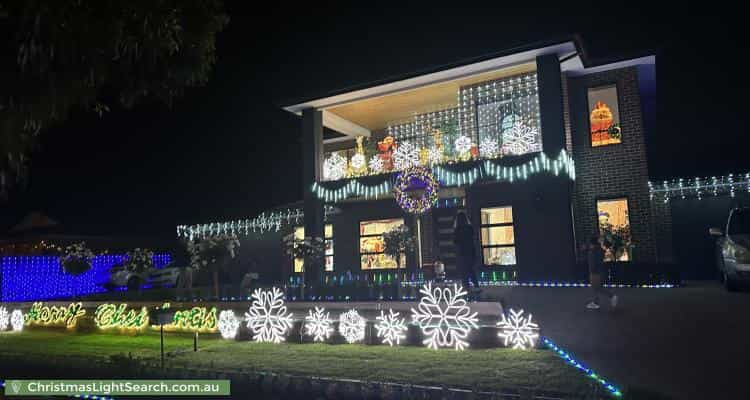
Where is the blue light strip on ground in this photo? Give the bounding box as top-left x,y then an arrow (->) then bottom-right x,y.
0,379 -> 115,400
542,337 -> 623,398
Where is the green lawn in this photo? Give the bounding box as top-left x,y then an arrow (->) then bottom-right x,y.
0,329 -> 592,395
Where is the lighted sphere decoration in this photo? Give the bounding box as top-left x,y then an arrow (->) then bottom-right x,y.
393,166 -> 439,214
411,283 -> 479,350
245,287 -> 294,343
338,309 -> 366,343
496,308 -> 539,350
10,310 -> 24,332
0,307 -> 8,330
218,310 -> 240,340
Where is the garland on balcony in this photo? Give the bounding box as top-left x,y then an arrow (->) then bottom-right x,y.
649,173 -> 750,202
311,150 -> 575,203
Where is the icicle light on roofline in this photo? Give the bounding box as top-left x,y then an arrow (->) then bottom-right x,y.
648,173 -> 750,202
311,150 -> 574,203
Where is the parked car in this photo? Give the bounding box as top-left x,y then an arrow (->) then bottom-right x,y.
105,262 -> 181,291
710,207 -> 750,290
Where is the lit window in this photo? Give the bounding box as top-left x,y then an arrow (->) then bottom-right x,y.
588,85 -> 622,147
479,207 -> 516,266
359,219 -> 405,270
293,225 -> 334,272
596,199 -> 631,262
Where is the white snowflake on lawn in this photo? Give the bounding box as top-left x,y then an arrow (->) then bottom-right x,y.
375,309 -> 408,346
305,307 -> 333,342
245,287 -> 294,343
0,307 -> 8,330
338,309 -> 366,343
426,146 -> 442,165
323,152 -> 347,180
350,153 -> 366,170
497,308 -> 539,350
218,310 -> 240,339
392,141 -> 420,170
454,135 -> 473,154
502,122 -> 540,155
10,309 -> 24,332
411,283 -> 479,350
368,155 -> 384,173
479,136 -> 499,158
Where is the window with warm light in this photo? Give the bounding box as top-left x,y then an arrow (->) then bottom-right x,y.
293,225 -> 334,272
359,219 -> 405,270
588,85 -> 622,147
479,207 -> 516,266
596,198 -> 631,262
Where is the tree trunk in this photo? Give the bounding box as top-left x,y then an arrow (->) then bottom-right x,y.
213,268 -> 220,300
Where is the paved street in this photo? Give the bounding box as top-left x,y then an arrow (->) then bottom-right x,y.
482,282 -> 749,400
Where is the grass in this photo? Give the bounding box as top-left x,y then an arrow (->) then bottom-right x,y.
0,329 -> 592,395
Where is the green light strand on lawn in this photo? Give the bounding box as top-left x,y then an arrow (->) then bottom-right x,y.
94,303 -> 149,331
25,302 -> 86,329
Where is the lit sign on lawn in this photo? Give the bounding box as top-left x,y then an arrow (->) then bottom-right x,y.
25,302 -> 86,329
154,306 -> 218,333
94,303 -> 149,331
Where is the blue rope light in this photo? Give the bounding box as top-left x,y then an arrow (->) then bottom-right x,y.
542,337 -> 623,397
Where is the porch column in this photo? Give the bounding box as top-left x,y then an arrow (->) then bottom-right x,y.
536,54 -> 566,157
302,108 -> 325,284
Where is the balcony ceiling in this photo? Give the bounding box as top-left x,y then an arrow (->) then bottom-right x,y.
326,62 -> 536,132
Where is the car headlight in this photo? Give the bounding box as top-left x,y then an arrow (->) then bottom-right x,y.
734,245 -> 750,262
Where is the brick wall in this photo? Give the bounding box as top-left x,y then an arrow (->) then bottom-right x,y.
566,67 -> 658,263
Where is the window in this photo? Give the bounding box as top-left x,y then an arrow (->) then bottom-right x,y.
359,219 -> 405,270
479,207 -> 516,266
293,224 -> 334,272
588,85 -> 622,147
596,199 -> 631,262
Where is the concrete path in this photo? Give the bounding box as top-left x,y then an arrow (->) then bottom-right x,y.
480,282 -> 749,400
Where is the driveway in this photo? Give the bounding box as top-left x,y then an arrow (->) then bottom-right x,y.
483,282 -> 748,400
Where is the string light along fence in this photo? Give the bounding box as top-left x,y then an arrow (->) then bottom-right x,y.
311,150 -> 575,203
648,173 -> 750,202
0,254 -> 172,302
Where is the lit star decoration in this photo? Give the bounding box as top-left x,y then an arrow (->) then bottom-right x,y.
323,152 -> 347,181
368,155 -> 384,173
245,287 -> 293,343
454,135 -> 472,154
502,121 -> 540,155
338,309 -> 366,343
496,308 -> 540,350
10,310 -> 24,332
218,310 -> 240,339
479,136 -> 499,158
411,283 -> 479,350
305,307 -> 333,342
0,307 -> 8,330
375,309 -> 407,346
393,166 -> 439,214
350,153 -> 366,170
392,141 -> 420,170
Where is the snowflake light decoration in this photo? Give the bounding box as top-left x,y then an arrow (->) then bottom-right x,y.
392,141 -> 420,170
350,153 -> 366,170
368,155 -> 384,173
245,287 -> 294,343
479,136 -> 499,158
454,135 -> 473,154
218,310 -> 240,339
323,153 -> 347,181
0,307 -> 8,330
305,307 -> 333,342
375,309 -> 408,346
502,122 -> 540,155
338,309 -> 366,343
426,146 -> 442,165
10,310 -> 24,332
411,283 -> 479,350
497,308 -> 540,350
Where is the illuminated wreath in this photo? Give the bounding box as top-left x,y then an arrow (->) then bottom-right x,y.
393,166 -> 439,214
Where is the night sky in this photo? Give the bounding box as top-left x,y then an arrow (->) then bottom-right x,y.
2,7 -> 746,237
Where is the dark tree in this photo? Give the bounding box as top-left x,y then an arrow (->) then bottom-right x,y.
0,1 -> 228,198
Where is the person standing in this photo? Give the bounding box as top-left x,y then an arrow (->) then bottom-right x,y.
586,235 -> 618,309
454,211 -> 481,295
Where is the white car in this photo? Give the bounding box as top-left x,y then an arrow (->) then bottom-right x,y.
106,263 -> 181,290
711,207 -> 750,291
